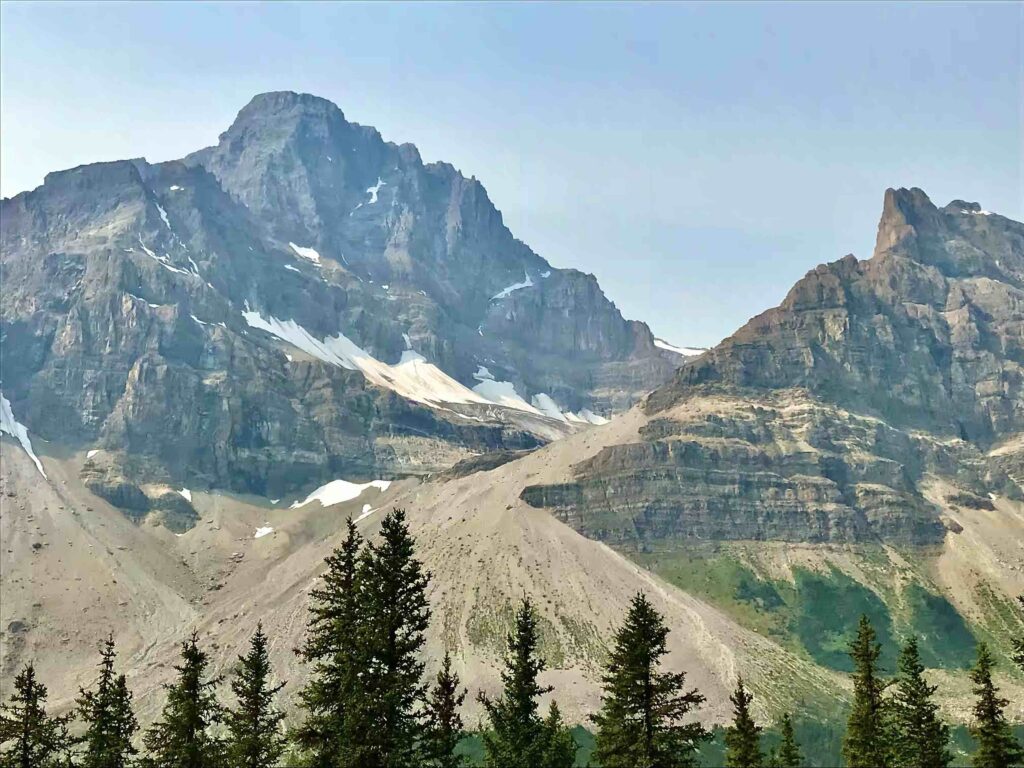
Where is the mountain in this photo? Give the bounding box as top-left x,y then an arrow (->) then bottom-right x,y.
0,92 -> 685,528
514,188 -> 1024,707
3,183 -> 1021,729
526,189 -> 1024,546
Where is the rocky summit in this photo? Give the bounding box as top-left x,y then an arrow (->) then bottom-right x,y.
0,91 -> 685,527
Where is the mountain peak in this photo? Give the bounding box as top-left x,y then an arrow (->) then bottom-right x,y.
873,186 -> 941,259
237,90 -> 346,120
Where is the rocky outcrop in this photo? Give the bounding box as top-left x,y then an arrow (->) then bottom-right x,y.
0,92 -> 685,524
523,190 -> 1024,546
651,189 -> 1024,442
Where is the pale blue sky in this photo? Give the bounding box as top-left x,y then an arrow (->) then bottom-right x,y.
1,2 -> 1020,346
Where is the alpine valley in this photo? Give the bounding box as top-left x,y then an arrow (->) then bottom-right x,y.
1,93 -> 1022,735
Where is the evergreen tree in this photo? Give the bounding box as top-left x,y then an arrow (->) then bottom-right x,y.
0,664 -> 74,768
225,623 -> 286,768
770,712 -> 802,768
890,636 -> 951,768
479,598 -> 555,768
424,652 -> 467,768
143,631 -> 226,768
77,636 -> 139,768
295,518 -> 366,768
355,508 -> 432,768
591,592 -> 708,768
842,615 -> 891,768
968,642 -> 1022,768
539,702 -> 577,768
724,677 -> 763,768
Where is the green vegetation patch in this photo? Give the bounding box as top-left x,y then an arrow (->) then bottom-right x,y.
790,566 -> 897,673
628,545 -> 983,676
904,584 -> 976,669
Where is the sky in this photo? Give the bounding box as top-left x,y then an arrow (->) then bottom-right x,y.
1,2 -> 1020,347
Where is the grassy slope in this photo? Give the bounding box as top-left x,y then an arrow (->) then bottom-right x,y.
630,543 -> 992,674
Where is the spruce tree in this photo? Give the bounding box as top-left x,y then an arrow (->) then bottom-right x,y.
143,630 -> 226,768
424,652 -> 467,768
77,636 -> 139,768
355,507 -> 431,768
968,642 -> 1022,768
479,597 -> 555,768
725,677 -> 763,768
295,518 -> 366,768
539,702 -> 577,768
773,714 -> 802,768
224,623 -> 286,768
890,636 -> 951,768
0,663 -> 74,768
591,592 -> 708,768
842,615 -> 891,768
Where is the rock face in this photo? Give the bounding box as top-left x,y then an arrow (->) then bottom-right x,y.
0,92 -> 683,517
523,190 -> 1024,546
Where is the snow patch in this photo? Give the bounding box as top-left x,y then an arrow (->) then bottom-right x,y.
177,488 -> 192,502
169,185 -> 183,192
653,338 -> 706,357
288,243 -> 322,264
541,270 -> 551,278
0,392 -> 46,477
474,365 -> 494,380
366,177 -> 386,204
156,203 -> 172,230
254,525 -> 274,539
962,209 -> 993,216
291,479 -> 391,509
284,264 -> 302,273
398,349 -> 427,365
87,449 -> 99,459
492,271 -> 534,300
579,409 -> 609,425
242,311 -> 505,410
530,393 -> 568,423
138,236 -> 191,276
471,373 -> 542,416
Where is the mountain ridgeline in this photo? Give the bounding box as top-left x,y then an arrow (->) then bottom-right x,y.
0,91 -> 683,523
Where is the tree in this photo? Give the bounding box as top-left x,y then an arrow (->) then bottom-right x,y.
0,664 -> 74,768
224,623 -> 286,768
295,518 -> 366,768
355,508 -> 432,768
842,615 -> 891,768
724,677 -> 763,768
591,592 -> 708,768
424,652 -> 467,768
968,642 -> 1022,768
768,714 -> 802,768
143,631 -> 226,768
77,636 -> 139,768
890,636 -> 951,768
539,702 -> 577,768
480,597 -> 569,768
